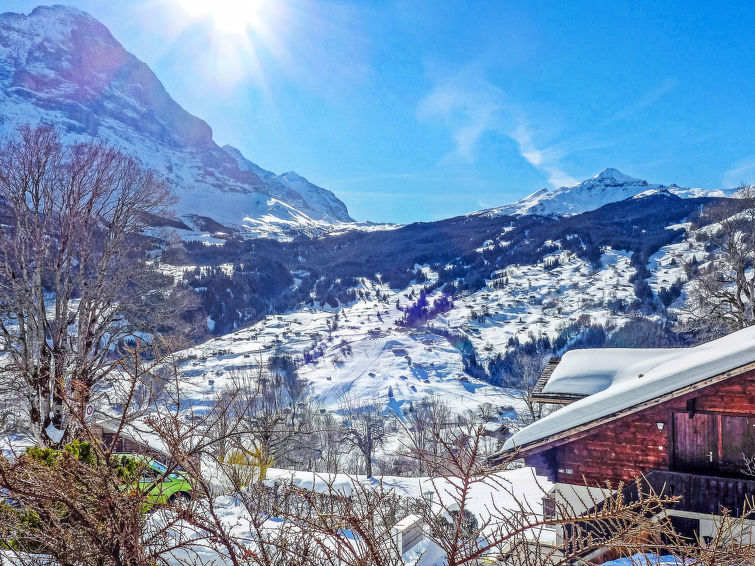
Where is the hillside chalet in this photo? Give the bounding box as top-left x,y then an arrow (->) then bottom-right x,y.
496,326 -> 755,545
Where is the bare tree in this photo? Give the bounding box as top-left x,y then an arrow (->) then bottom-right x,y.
222,355 -> 314,470
312,410 -> 348,473
0,339 -> 324,566
404,396 -> 453,475
687,186 -> 755,330
270,475 -> 404,566
340,396 -> 388,477
0,342 -> 235,566
507,349 -> 551,424
0,125 -> 173,447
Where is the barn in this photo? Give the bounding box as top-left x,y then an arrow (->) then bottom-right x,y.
496,325 -> 755,544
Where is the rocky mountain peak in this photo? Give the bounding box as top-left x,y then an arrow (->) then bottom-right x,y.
0,5 -> 353,238
591,168 -> 644,185
478,167 -> 726,219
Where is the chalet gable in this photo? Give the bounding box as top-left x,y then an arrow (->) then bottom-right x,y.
497,327 -> 755,553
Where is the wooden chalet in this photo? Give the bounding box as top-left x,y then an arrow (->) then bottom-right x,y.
495,326 -> 755,545
91,418 -> 172,464
90,418 -> 203,472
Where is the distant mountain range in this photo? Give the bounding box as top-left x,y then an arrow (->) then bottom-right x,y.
0,5 -> 353,239
475,167 -> 734,218
0,5 -> 738,240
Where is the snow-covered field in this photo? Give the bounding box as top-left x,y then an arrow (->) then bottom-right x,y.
171,274 -> 523,419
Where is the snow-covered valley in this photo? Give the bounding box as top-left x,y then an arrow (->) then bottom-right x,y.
164,214 -> 711,429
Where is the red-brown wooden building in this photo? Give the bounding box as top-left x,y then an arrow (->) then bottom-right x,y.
495,327 -> 755,543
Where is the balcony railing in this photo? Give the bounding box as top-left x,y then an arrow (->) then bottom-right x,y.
563,469 -> 755,552
623,469 -> 755,517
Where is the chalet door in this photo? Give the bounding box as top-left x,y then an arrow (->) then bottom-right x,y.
720,415 -> 755,474
673,412 -> 717,473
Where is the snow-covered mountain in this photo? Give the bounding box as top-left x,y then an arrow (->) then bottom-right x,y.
480,167 -> 733,218
0,5 -> 735,241
0,5 -> 353,238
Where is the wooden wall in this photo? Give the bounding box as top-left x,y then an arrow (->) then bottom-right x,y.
524,369 -> 755,484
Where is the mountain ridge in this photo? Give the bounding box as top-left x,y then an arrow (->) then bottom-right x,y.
0,4 -> 353,239
475,167 -> 733,219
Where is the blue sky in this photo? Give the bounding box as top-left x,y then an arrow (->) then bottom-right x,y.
5,1 -> 755,223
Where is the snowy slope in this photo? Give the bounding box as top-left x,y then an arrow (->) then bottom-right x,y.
0,5 -> 353,239
169,273 -> 522,419
478,168 -> 733,218
163,246 -> 667,419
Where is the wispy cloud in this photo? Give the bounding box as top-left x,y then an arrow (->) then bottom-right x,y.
417,71 -> 503,162
509,118 -> 577,187
607,78 -> 678,124
722,158 -> 755,188
417,68 -> 576,187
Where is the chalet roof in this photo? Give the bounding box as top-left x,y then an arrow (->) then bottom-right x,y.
503,325 -> 755,453
530,357 -> 588,404
540,349 -> 679,396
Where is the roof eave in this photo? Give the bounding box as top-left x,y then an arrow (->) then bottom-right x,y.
530,392 -> 587,404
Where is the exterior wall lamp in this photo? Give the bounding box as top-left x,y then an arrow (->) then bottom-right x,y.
656,422 -> 665,431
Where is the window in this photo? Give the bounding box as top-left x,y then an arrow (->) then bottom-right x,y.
542,496 -> 556,520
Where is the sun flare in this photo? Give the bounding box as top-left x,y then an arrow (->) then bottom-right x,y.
177,0 -> 266,36
170,0 -> 292,90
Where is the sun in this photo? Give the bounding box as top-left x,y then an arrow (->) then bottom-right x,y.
169,0 -> 292,90
176,0 -> 267,37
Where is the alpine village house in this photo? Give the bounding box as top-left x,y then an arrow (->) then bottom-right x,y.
495,325 -> 755,556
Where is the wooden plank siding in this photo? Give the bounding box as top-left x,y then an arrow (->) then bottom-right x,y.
524,369 -> 755,484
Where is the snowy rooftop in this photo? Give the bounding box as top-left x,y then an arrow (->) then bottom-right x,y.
504,325 -> 755,451
541,348 -> 680,396
259,466 -> 554,534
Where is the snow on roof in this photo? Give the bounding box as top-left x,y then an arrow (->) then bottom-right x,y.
262,466 -> 552,520
541,348 -> 680,396
97,416 -> 171,458
504,325 -> 755,451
